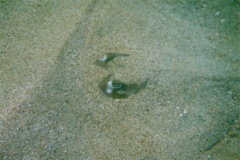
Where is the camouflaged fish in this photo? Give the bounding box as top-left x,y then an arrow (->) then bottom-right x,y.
95,53 -> 129,68
98,75 -> 147,99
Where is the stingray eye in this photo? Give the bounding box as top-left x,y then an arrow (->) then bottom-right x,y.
112,82 -> 122,88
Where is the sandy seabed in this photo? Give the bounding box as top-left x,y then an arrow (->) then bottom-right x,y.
1,0 -> 240,159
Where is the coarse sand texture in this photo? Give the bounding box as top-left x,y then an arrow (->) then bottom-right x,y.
0,0 -> 239,159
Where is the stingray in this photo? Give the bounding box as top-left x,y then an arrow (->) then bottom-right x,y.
95,53 -> 130,68
98,75 -> 147,99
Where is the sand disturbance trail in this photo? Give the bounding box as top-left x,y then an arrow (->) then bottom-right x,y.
1,0 -> 239,159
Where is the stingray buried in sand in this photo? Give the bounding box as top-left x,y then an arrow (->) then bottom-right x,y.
95,53 -> 129,68
98,75 -> 147,99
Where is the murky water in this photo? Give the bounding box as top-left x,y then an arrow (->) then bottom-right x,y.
1,0 -> 239,159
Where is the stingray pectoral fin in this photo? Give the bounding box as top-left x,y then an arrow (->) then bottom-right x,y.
125,84 -> 138,95
111,90 -> 129,99
125,80 -> 147,95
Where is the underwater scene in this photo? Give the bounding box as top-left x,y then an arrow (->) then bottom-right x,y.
0,0 -> 239,159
